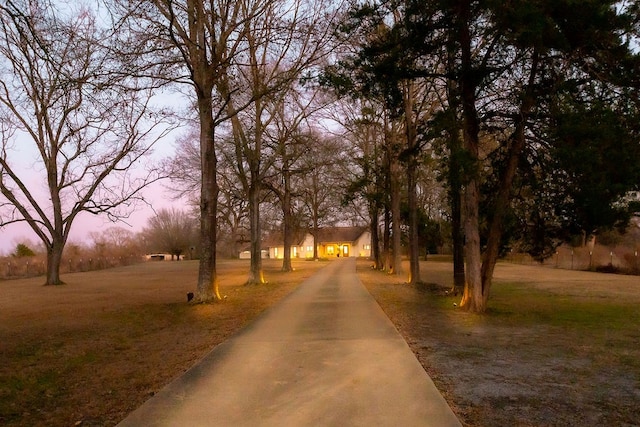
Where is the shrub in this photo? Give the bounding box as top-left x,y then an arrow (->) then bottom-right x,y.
13,243 -> 36,258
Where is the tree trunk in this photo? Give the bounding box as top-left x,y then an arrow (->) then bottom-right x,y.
460,177 -> 484,311
404,81 -> 420,285
478,138 -> 524,304
382,113 -> 392,272
44,238 -> 65,285
451,184 -> 466,294
390,157 -> 403,276
312,204 -> 320,261
383,204 -> 391,271
312,228 -> 319,260
282,166 -> 293,272
369,205 -> 381,269
311,171 -> 320,260
385,113 -> 404,276
407,159 -> 419,284
247,169 -> 264,284
446,55 -> 466,295
479,52 -> 539,301
196,93 -> 221,302
457,0 -> 485,311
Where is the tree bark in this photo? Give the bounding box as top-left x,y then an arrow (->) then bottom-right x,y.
196,93 -> 221,302
223,82 -> 264,284
312,225 -> 319,260
456,0 -> 484,311
369,204 -> 381,268
386,114 -> 404,276
407,160 -> 419,284
451,183 -> 466,294
383,202 -> 391,271
404,81 -> 420,285
45,238 -> 65,286
247,167 -> 264,284
281,165 -> 293,272
311,170 -> 320,260
460,177 -> 483,311
390,151 -> 403,276
446,54 -> 466,295
479,52 -> 539,302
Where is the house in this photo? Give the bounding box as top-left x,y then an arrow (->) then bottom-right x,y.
238,247 -> 268,259
263,226 -> 372,259
238,242 -> 269,259
145,253 -> 185,261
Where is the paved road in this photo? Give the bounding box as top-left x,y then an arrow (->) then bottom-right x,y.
118,258 -> 461,426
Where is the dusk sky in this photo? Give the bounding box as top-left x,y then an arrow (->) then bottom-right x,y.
0,79 -> 188,256
0,124 -> 182,256
0,180 -> 179,255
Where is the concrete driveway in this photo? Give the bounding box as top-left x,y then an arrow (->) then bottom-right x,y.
118,258 -> 461,426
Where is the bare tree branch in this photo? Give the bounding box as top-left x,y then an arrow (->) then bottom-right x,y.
0,1 -> 176,284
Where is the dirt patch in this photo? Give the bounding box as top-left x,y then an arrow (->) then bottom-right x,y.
0,259 -> 328,427
358,260 -> 640,426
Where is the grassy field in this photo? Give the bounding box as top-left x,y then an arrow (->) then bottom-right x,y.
1,257 -> 638,426
0,258 -> 328,427
358,259 -> 640,426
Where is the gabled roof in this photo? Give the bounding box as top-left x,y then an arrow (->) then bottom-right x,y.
262,229 -> 307,248
262,226 -> 369,248
313,226 -> 368,243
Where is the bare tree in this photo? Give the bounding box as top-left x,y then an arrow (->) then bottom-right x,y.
300,134 -> 345,259
0,2 -> 172,285
167,127 -> 251,258
89,227 -> 136,255
341,102 -> 387,269
259,68 -> 338,272
143,207 -> 196,259
222,0 -> 338,283
89,226 -> 142,263
164,127 -> 201,202
89,227 -> 136,250
400,78 -> 444,284
263,93 -> 318,272
125,0 -> 265,301
217,140 -> 251,257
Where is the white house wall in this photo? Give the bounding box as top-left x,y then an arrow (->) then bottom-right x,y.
262,230 -> 372,259
354,230 -> 372,258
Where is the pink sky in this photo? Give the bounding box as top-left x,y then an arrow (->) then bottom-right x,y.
0,122 -> 187,256
0,180 -> 181,256
0,86 -> 191,256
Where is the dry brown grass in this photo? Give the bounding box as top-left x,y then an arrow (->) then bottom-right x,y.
3,256 -> 638,427
358,258 -> 640,426
0,258 -> 328,427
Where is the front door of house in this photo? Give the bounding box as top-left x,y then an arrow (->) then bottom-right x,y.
342,245 -> 349,257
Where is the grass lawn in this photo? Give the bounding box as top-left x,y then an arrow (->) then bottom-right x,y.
0,258 -> 328,427
2,257 -> 638,426
358,259 -> 640,426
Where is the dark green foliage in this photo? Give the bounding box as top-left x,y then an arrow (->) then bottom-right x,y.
13,243 -> 36,258
478,0 -> 640,261
400,202 -> 445,255
489,0 -> 626,51
330,0 -> 640,269
508,93 -> 640,261
550,100 -> 640,234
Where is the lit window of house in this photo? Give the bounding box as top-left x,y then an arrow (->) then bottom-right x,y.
327,246 -> 334,255
364,244 -> 371,250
